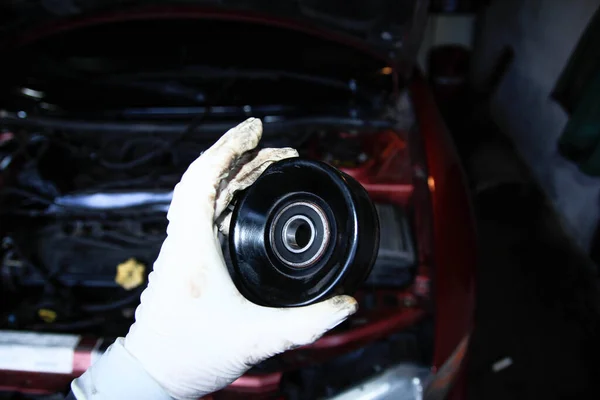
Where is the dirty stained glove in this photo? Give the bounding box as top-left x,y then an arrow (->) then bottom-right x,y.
71,118 -> 358,400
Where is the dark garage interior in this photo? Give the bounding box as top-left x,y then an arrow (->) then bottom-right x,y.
1,1 -> 600,399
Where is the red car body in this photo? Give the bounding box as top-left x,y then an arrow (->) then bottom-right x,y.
0,5 -> 476,399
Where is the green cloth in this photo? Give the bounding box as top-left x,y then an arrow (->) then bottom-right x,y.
559,70 -> 600,176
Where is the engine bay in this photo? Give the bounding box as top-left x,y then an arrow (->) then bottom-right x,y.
0,127 -> 418,336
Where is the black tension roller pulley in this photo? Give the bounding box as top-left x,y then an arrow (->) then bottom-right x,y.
228,158 -> 380,307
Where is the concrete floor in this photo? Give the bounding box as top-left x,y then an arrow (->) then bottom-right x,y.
468,183 -> 600,399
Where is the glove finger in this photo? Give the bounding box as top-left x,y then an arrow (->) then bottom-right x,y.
217,212 -> 233,237
261,295 -> 358,354
167,118 -> 263,228
215,147 -> 299,232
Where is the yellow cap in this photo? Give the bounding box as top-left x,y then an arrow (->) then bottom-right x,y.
38,309 -> 57,323
115,258 -> 146,290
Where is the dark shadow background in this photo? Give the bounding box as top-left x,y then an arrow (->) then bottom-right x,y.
428,42 -> 600,399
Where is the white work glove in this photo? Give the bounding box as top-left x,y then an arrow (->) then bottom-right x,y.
122,118 -> 358,399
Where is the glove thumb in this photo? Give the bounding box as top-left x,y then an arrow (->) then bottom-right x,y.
264,295 -> 358,352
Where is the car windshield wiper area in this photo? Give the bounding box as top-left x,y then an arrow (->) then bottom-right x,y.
101,66 -> 362,94
109,105 -> 297,119
0,110 -> 394,136
5,66 -> 386,121
112,80 -> 208,104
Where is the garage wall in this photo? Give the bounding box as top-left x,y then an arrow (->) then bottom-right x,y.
471,0 -> 600,250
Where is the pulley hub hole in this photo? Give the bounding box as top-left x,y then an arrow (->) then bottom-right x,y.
283,216 -> 315,253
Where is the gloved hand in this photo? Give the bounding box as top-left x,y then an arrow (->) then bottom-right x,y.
121,118 -> 358,399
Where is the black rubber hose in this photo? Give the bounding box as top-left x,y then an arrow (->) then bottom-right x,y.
80,287 -> 144,313
28,317 -> 105,331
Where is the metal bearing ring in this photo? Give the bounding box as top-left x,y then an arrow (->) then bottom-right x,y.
270,201 -> 329,268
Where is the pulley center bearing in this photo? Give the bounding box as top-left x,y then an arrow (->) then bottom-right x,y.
229,158 -> 380,307
270,201 -> 329,268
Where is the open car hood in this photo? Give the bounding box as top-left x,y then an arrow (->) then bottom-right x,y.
0,0 -> 429,74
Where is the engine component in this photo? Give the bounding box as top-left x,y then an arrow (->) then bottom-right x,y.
229,158 -> 380,307
6,218 -> 165,289
325,363 -> 431,400
366,203 -> 416,287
